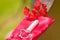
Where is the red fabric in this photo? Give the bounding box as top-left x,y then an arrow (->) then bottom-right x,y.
6,16 -> 54,40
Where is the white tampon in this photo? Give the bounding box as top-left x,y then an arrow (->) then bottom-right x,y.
26,20 -> 39,33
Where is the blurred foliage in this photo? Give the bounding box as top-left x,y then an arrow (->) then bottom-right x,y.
0,0 -> 32,40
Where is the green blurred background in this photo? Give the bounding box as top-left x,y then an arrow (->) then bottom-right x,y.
0,0 -> 60,40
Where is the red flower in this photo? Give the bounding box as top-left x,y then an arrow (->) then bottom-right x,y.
24,0 -> 48,20
24,7 -> 30,16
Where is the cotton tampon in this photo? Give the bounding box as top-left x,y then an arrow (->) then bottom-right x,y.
26,20 -> 39,33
